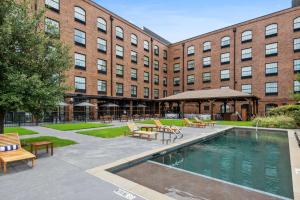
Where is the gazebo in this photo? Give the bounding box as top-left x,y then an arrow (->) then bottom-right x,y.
158,88 -> 259,120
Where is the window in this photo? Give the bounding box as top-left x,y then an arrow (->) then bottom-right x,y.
144,87 -> 149,98
265,82 -> 278,95
187,60 -> 195,70
74,7 -> 85,24
203,57 -> 211,67
163,50 -> 168,59
173,63 -> 180,73
131,68 -> 137,81
163,77 -> 167,86
144,56 -> 149,67
144,72 -> 149,83
116,45 -> 124,59
131,34 -> 138,46
294,59 -> 300,72
203,41 -> 211,52
265,24 -> 278,37
154,89 -> 159,99
97,80 -> 107,95
294,17 -> 300,31
144,40 -> 149,51
45,18 -> 59,36
163,64 -> 168,73
97,38 -> 107,53
187,46 -> 195,56
221,36 -> 230,48
154,75 -> 159,85
187,75 -> 195,85
116,26 -> 124,40
241,66 -> 252,78
294,38 -> 300,52
265,62 -> 278,76
173,77 -> 180,86
241,31 -> 252,43
116,64 -> 124,77
202,72 -> 211,83
265,43 -> 278,56
241,48 -> 252,61
131,51 -> 137,63
74,53 -> 86,69
221,53 -> 230,64
220,69 -> 230,81
97,18 -> 106,32
131,85 -> 137,97
154,60 -> 159,70
265,104 -> 278,113
163,90 -> 168,98
294,81 -> 300,93
45,0 -> 59,12
116,83 -> 123,96
75,76 -> 86,93
242,84 -> 252,94
154,45 -> 159,56
97,59 -> 107,74
74,29 -> 86,47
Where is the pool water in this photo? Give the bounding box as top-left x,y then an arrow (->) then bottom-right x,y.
152,128 -> 293,199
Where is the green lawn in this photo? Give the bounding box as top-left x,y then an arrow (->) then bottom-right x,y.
78,126 -> 129,138
21,136 -> 77,150
44,123 -> 111,131
4,127 -> 38,136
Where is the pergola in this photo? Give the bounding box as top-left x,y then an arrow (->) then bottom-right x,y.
158,88 -> 259,120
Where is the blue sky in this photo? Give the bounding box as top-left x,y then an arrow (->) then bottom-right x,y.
93,0 -> 290,43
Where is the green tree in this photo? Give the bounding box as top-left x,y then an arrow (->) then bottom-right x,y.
0,0 -> 71,134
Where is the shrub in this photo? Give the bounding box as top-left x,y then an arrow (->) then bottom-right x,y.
267,105 -> 300,125
252,115 -> 297,129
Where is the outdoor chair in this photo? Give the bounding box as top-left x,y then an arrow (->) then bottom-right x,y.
194,117 -> 216,127
127,123 -> 159,140
183,118 -> 206,128
154,120 -> 182,134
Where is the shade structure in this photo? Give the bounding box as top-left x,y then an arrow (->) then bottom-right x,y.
57,102 -> 69,107
136,104 -> 147,108
75,102 -> 96,107
100,103 -> 119,108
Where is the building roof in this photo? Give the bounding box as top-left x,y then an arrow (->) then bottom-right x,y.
159,88 -> 258,102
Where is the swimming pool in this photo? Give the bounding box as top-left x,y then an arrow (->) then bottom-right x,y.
152,128 -> 293,199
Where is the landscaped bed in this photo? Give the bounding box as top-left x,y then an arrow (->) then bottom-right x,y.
21,136 -> 77,150
78,126 -> 129,138
4,127 -> 38,136
44,123 -> 111,131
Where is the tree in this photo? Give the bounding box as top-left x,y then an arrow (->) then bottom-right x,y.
0,0 -> 71,134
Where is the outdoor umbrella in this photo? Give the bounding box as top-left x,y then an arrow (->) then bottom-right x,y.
75,102 -> 96,122
100,103 -> 119,117
56,102 -> 69,122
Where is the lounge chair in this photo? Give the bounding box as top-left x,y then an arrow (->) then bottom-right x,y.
183,118 -> 206,128
154,120 -> 181,134
127,123 -> 159,140
194,117 -> 216,127
0,133 -> 36,174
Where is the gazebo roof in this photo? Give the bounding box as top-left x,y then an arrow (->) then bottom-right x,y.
159,88 -> 259,102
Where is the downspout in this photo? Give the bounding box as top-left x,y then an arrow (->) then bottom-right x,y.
233,27 -> 237,90
150,38 -> 154,99
110,16 -> 114,96
182,43 -> 185,92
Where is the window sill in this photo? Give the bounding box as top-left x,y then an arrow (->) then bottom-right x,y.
265,33 -> 277,38
75,42 -> 86,48
98,70 -> 107,75
241,57 -> 252,61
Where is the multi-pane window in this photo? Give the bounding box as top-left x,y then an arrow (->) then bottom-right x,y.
144,40 -> 149,51
97,80 -> 107,94
163,77 -> 168,86
154,60 -> 159,70
241,30 -> 252,43
294,38 -> 300,52
74,7 -> 86,24
144,56 -> 149,67
202,72 -> 211,83
294,17 -> 300,31
97,18 -> 106,32
294,59 -> 300,72
163,50 -> 168,59
163,90 -> 168,98
116,64 -> 124,77
144,87 -> 149,98
173,77 -> 180,86
116,45 -> 124,59
163,64 -> 168,73
174,63 -> 180,72
116,26 -> 124,39
116,83 -> 123,96
265,82 -> 278,95
131,85 -> 137,97
241,48 -> 252,61
154,75 -> 159,85
187,46 -> 195,56
74,53 -> 86,69
144,72 -> 149,83
154,45 -> 159,56
221,36 -> 230,48
265,104 -> 278,113
294,81 -> 300,93
265,43 -> 278,56
241,66 -> 252,78
220,69 -> 230,81
97,38 -> 107,53
203,57 -> 211,67
187,75 -> 195,85
74,29 -> 86,46
45,18 -> 59,35
265,24 -> 278,37
242,84 -> 252,94
75,76 -> 86,93
97,59 -> 107,74
131,34 -> 138,46
187,60 -> 195,70
265,62 -> 278,76
45,0 -> 59,11
221,53 -> 230,64
131,51 -> 137,63
131,68 -> 137,81
154,89 -> 159,99
203,41 -> 211,52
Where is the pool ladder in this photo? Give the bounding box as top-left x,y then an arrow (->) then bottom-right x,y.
295,132 -> 300,147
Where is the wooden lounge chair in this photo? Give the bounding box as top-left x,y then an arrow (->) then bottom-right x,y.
183,118 -> 206,128
0,133 -> 36,174
127,123 -> 159,140
194,117 -> 216,127
154,120 -> 181,134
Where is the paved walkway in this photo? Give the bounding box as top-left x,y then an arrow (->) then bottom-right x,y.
0,122 -> 226,200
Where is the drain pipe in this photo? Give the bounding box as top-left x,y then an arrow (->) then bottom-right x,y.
110,16 -> 114,96
233,28 -> 237,90
182,43 -> 185,92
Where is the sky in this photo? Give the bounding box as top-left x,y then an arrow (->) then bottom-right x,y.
93,0 -> 290,43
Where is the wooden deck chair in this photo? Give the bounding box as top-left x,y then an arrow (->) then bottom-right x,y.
0,133 -> 36,174
183,118 -> 206,128
154,120 -> 181,134
194,117 -> 216,127
127,123 -> 159,140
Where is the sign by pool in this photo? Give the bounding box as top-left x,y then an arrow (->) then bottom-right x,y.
114,188 -> 136,200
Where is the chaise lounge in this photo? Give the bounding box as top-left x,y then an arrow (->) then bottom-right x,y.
194,117 -> 216,127
183,118 -> 206,128
127,123 -> 159,140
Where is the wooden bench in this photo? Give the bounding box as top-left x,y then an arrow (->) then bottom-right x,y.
0,133 -> 36,174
